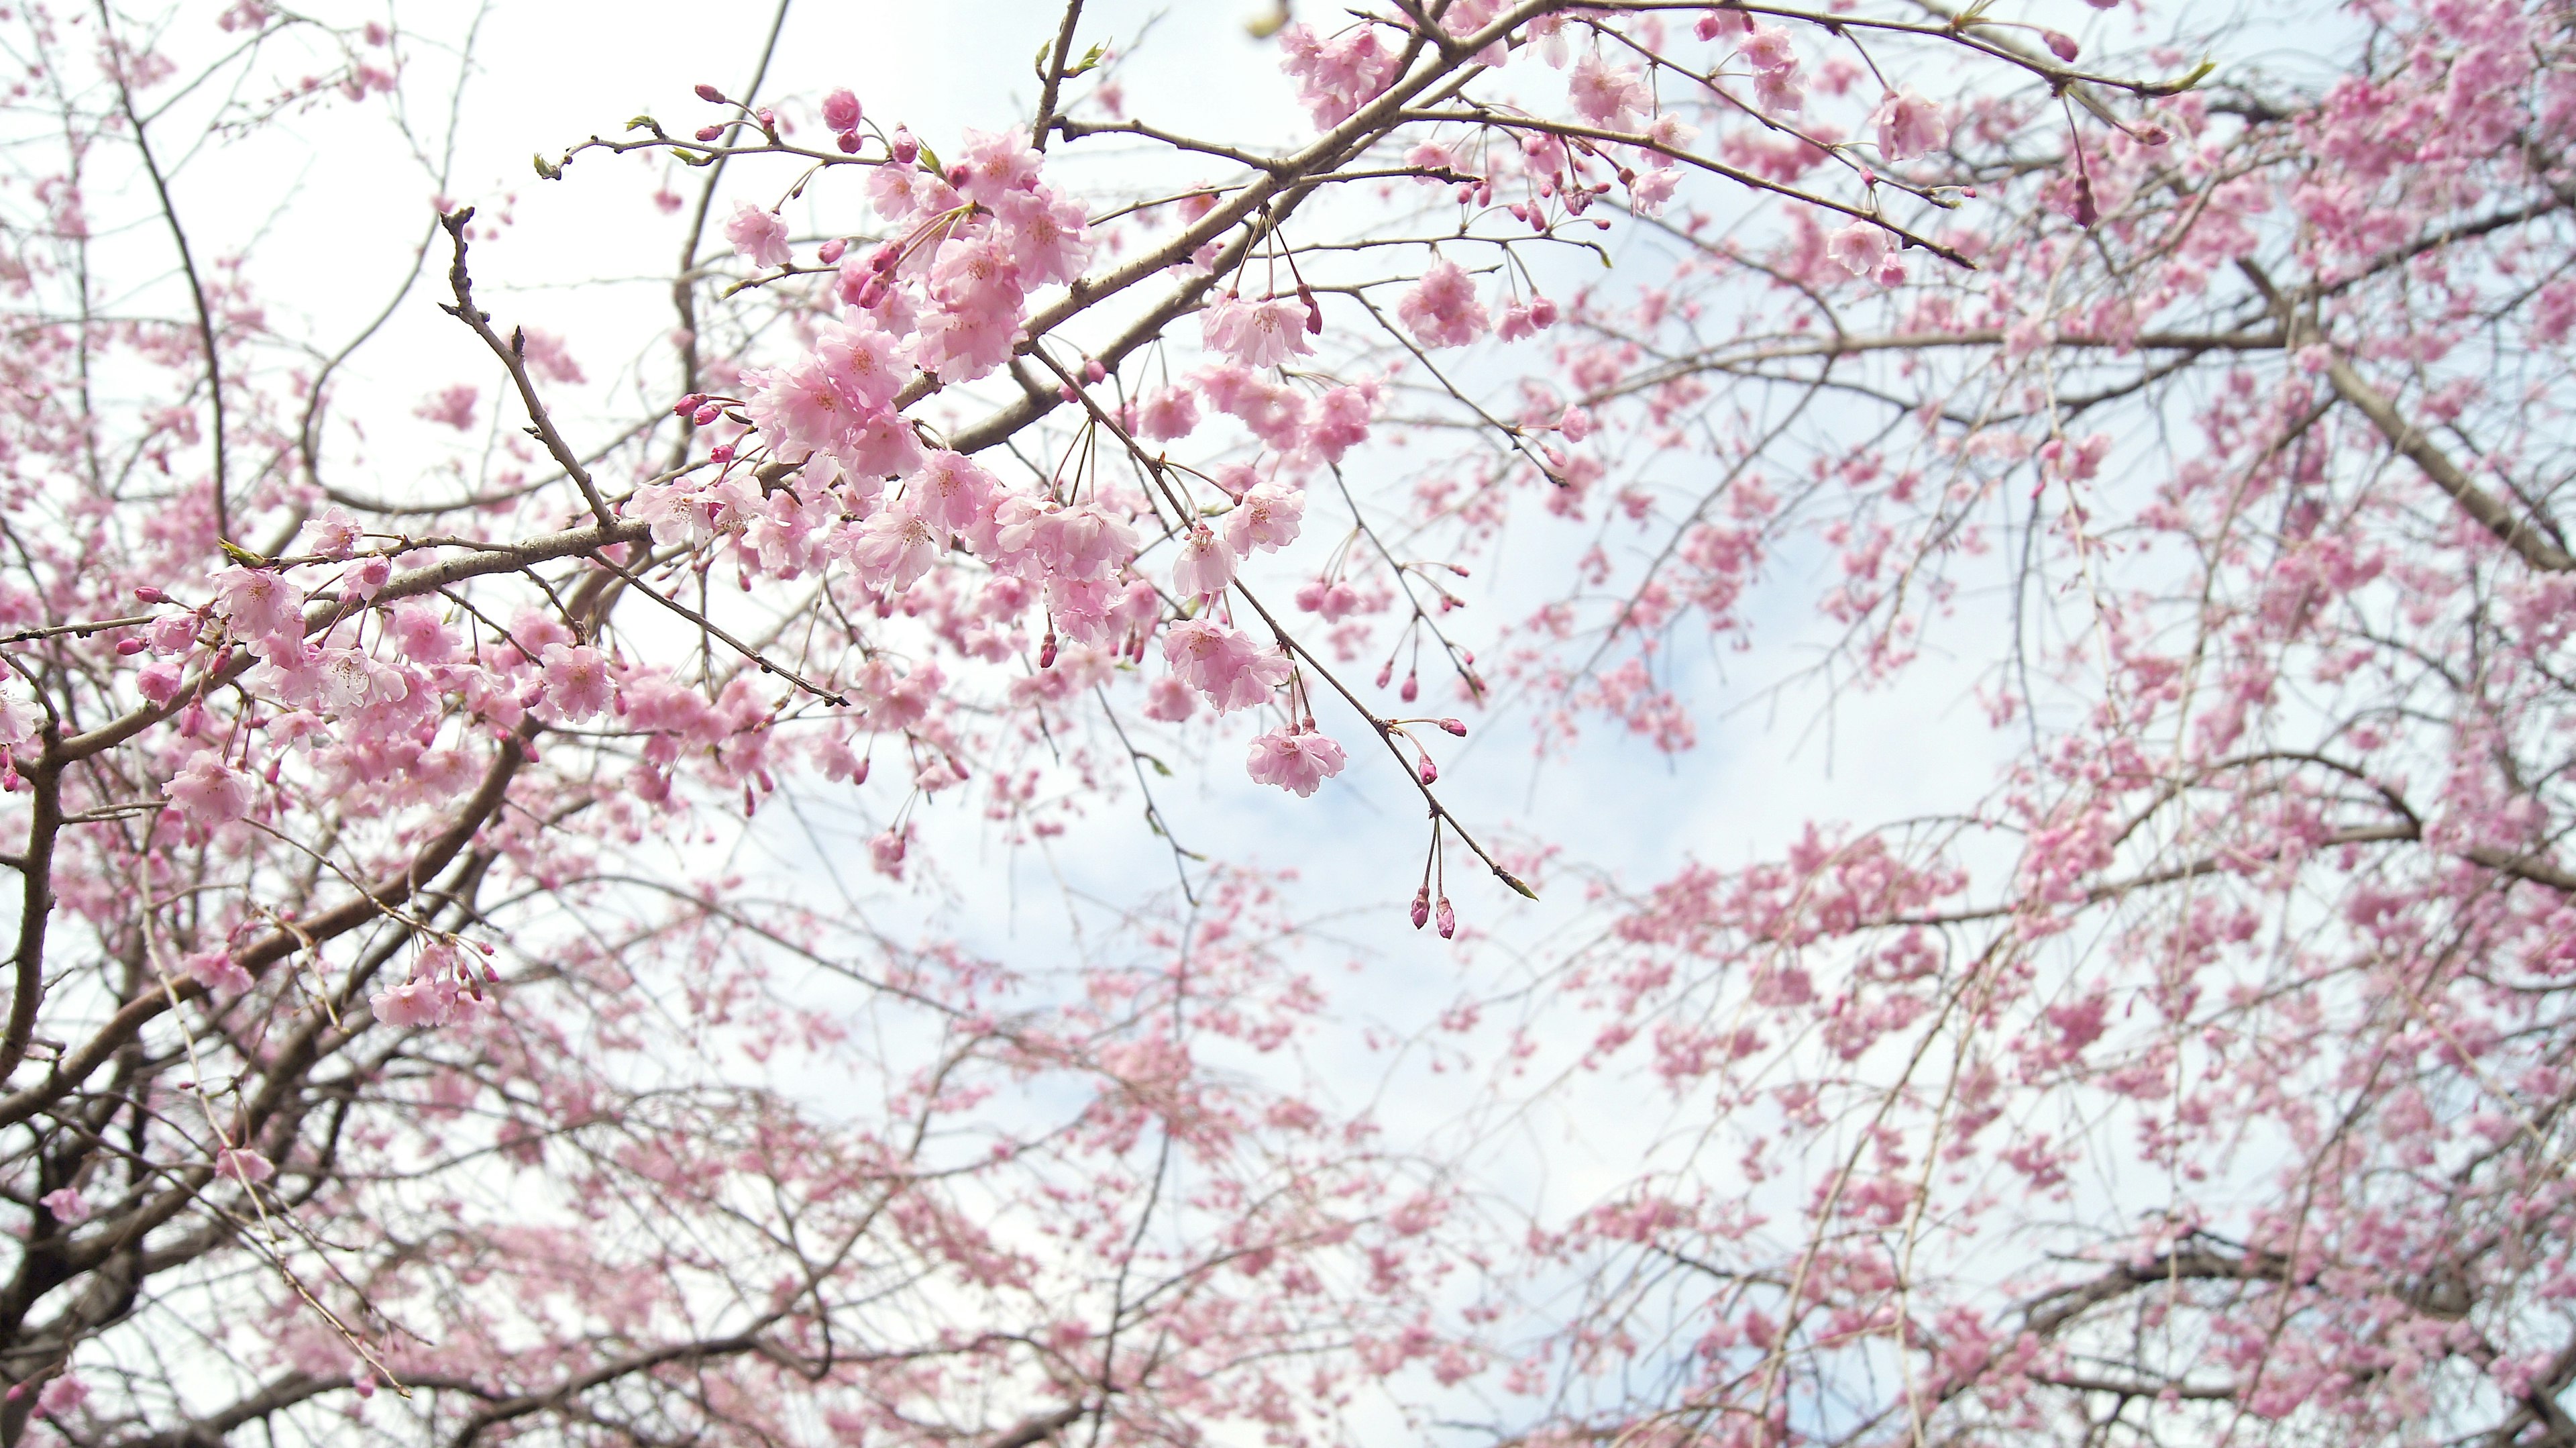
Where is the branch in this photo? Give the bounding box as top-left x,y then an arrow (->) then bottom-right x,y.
437,208 -> 614,527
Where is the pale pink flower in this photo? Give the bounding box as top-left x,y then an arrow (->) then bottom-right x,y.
39,1186 -> 88,1224
1143,674 -> 1197,723
371,977 -> 451,1028
163,752 -> 250,825
1224,482 -> 1305,556
1629,168 -> 1678,215
869,825 -> 910,878
388,603 -> 456,664
215,1146 -> 275,1185
850,507 -> 943,592
1201,293 -> 1315,368
1399,260 -> 1491,349
957,126 -> 1042,202
1277,22 -> 1401,127
1826,222 -> 1892,277
911,451 -> 998,534
301,506 -> 363,558
724,203 -> 794,268
137,660 -> 183,705
1871,88 -> 1949,161
1030,503 -> 1138,580
816,316 -> 909,411
1163,619 -> 1293,711
1,692 -> 42,750
1568,52 -> 1650,130
36,1374 -> 86,1417
541,643 -> 615,720
1173,526 -> 1237,601
415,384 -> 478,431
1246,726 -> 1347,797
147,613 -> 200,654
182,948 -> 252,994
995,189 -> 1092,287
345,554 -> 393,601
821,87 -> 862,133
211,567 -> 303,640
1136,387 -> 1201,440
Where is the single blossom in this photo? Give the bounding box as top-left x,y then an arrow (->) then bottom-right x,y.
1201,293 -> 1316,368
215,1147 -> 275,1186
38,1186 -> 87,1224
1826,222 -> 1892,277
1173,526 -> 1237,601
541,643 -> 616,720
372,977 -> 451,1028
1871,87 -> 1949,161
163,752 -> 250,825
1225,482 -> 1305,556
211,568 -> 303,641
1246,725 -> 1348,797
724,203 -> 794,269
1398,260 -> 1490,349
1142,674 -> 1197,723
181,948 -> 253,994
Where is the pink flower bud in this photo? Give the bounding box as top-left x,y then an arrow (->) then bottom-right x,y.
2043,30 -> 2079,61
709,444 -> 736,464
1411,887 -> 1430,930
692,403 -> 724,425
133,585 -> 169,604
818,238 -> 847,264
694,83 -> 726,103
695,124 -> 724,143
837,131 -> 863,154
890,127 -> 919,164
115,637 -> 147,655
822,88 -> 862,132
1417,755 -> 1438,784
1438,718 -> 1466,736
1083,359 -> 1106,383
1400,671 -> 1419,703
1436,896 -> 1456,939
672,393 -> 706,417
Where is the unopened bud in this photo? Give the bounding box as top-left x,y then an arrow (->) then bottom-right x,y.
2042,29 -> 2079,61
890,127 -> 919,165
1083,358 -> 1106,383
1417,756 -> 1438,784
695,124 -> 724,143
133,585 -> 169,604
1400,671 -> 1419,703
1411,886 -> 1431,930
673,393 -> 707,417
692,403 -> 724,426
837,132 -> 863,154
115,637 -> 147,655
818,238 -> 847,264
1438,718 -> 1466,737
694,83 -> 726,103
1436,896 -> 1456,939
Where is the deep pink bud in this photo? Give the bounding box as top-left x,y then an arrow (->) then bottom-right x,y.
2043,30 -> 2079,61
1411,887 -> 1430,930
115,637 -> 147,655
1417,755 -> 1438,784
694,83 -> 726,103
708,444 -> 736,464
1375,662 -> 1394,688
1435,896 -> 1456,939
755,107 -> 775,128
889,127 -> 919,164
692,403 -> 724,425
1400,671 -> 1419,703
818,238 -> 847,264
1438,718 -> 1466,737
673,393 -> 707,417
946,164 -> 971,189
695,125 -> 724,143
133,585 -> 169,604
1083,359 -> 1106,383
837,132 -> 863,154
821,88 -> 861,132
869,242 -> 901,274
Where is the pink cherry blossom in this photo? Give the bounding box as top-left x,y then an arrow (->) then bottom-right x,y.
1173,526 -> 1237,600
541,643 -> 616,720
1397,260 -> 1490,348
1825,221 -> 1892,276
1224,482 -> 1305,556
1246,725 -> 1347,796
1870,87 -> 1949,160
1163,619 -> 1294,711
210,568 -> 303,640
162,753 -> 250,825
1201,293 -> 1316,368
724,202 -> 794,268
